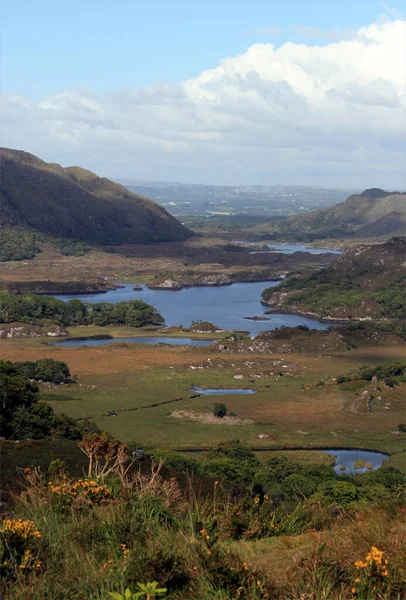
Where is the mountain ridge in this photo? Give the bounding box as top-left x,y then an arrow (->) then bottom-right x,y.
0,148 -> 192,245
254,188 -> 406,240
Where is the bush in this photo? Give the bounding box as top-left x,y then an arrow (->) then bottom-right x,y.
213,403 -> 227,418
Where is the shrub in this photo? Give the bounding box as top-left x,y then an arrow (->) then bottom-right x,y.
213,403 -> 227,418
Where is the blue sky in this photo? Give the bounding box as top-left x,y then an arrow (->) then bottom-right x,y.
2,0 -> 404,99
1,0 -> 405,187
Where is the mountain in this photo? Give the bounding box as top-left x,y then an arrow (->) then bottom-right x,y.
0,148 -> 192,245
262,237 -> 406,320
254,188 -> 406,240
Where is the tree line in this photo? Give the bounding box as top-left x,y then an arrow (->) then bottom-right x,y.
0,291 -> 164,327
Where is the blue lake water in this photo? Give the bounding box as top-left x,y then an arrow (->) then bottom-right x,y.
55,281 -> 330,337
248,243 -> 342,255
266,243 -> 342,255
321,449 -> 389,474
55,336 -> 214,348
190,386 -> 257,395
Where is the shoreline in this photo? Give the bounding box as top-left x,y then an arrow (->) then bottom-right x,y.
261,304 -> 378,324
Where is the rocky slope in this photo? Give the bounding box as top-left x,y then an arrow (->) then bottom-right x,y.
0,148 -> 192,245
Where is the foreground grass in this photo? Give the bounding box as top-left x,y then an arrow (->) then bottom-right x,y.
1,455 -> 405,600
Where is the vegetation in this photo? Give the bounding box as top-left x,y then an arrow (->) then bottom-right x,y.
262,238 -> 406,320
0,360 -> 81,440
1,437 -> 405,599
0,229 -> 40,261
48,236 -> 93,257
0,227 -> 95,262
213,403 -> 227,418
0,291 -> 164,327
11,358 -> 71,384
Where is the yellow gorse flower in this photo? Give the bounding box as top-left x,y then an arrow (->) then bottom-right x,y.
353,545 -> 390,592
0,518 -> 41,540
48,478 -> 110,504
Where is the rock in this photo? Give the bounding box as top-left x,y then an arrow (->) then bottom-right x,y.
0,323 -> 42,338
44,324 -> 69,337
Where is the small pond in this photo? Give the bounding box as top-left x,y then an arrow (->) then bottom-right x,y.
321,449 -> 389,474
190,386 -> 257,396
54,336 -> 215,347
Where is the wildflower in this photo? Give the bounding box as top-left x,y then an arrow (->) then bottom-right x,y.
351,587 -> 357,594
257,580 -> 261,586
121,543 -> 129,564
214,481 -> 219,485
193,566 -> 197,571
355,560 -> 367,569
207,550 -> 212,555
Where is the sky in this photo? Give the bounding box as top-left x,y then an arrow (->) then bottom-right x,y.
1,0 -> 406,188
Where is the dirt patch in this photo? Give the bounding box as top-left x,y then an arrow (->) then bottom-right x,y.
171,410 -> 253,425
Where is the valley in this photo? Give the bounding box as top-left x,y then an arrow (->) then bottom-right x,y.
1,157 -> 405,600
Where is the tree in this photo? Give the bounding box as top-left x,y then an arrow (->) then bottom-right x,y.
213,403 -> 227,418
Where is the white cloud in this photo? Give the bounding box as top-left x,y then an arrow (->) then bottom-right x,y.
289,25 -> 357,40
1,19 -> 405,187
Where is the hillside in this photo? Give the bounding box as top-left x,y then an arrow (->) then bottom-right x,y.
254,188 -> 406,241
0,148 -> 192,246
262,237 -> 406,320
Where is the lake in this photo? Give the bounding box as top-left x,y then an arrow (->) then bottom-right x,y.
55,281 -> 330,337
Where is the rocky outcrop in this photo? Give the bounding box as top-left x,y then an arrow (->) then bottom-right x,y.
190,321 -> 222,333
0,322 -> 68,338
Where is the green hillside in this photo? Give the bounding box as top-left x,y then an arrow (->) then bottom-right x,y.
0,148 -> 192,247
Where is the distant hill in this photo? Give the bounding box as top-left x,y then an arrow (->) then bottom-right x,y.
0,148 -> 192,246
262,237 -> 406,321
254,188 -> 406,240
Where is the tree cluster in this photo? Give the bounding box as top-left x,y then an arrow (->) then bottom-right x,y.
0,291 -> 164,328
0,360 -> 80,440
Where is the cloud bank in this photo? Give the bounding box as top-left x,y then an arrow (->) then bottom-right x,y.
1,19 -> 405,187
